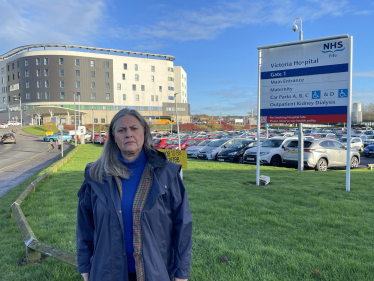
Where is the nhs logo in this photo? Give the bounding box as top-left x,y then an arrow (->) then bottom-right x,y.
321,41 -> 345,53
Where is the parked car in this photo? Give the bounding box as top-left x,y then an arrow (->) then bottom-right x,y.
168,139 -> 204,150
94,134 -> 107,144
363,135 -> 374,147
1,133 -> 16,144
217,140 -> 256,163
186,139 -> 218,158
283,138 -> 360,171
243,137 -> 295,166
0,122 -> 9,128
43,132 -> 71,142
363,144 -> 374,157
7,121 -> 21,126
197,138 -> 244,160
339,137 -> 364,151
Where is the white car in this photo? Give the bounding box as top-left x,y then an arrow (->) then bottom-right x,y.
197,138 -> 244,160
339,136 -> 364,151
7,121 -> 21,126
0,123 -> 8,128
186,139 -> 218,158
243,137 -> 296,166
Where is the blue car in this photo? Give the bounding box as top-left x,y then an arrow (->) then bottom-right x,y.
363,145 -> 374,157
43,132 -> 71,142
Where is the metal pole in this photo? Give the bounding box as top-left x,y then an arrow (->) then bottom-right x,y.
346,36 -> 353,192
8,103 -> 10,122
256,50 -> 261,186
174,93 -> 181,150
92,105 -> 94,144
73,92 -> 77,147
20,97 -> 22,127
296,17 -> 304,172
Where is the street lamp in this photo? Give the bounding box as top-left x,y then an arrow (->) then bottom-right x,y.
292,17 -> 304,172
71,91 -> 77,147
174,92 -> 181,150
13,95 -> 22,127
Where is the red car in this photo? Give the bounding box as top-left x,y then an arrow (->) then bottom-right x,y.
154,139 -> 175,149
167,139 -> 205,150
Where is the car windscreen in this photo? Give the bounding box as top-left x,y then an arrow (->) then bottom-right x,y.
340,138 -> 347,142
230,140 -> 251,149
287,141 -> 313,148
197,140 -> 211,146
261,139 -> 283,147
367,136 -> 374,139
208,139 -> 226,147
154,139 -> 162,144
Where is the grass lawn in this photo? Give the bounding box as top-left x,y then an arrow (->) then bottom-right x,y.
1,144 -> 373,280
23,126 -> 57,136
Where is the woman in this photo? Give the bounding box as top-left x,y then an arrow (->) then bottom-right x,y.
56,135 -> 62,151
76,108 -> 192,281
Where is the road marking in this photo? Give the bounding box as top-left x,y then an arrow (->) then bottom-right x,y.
0,143 -> 54,173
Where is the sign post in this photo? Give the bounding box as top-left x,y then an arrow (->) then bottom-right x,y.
257,35 -> 352,190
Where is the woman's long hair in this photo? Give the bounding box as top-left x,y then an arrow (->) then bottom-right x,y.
89,108 -> 153,183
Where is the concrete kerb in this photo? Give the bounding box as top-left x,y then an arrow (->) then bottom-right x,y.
10,144 -> 81,267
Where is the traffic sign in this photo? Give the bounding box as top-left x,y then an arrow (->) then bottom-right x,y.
15,116 -> 18,120
259,36 -> 351,123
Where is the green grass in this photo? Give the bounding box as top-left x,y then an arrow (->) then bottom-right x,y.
23,126 -> 57,136
1,145 -> 373,280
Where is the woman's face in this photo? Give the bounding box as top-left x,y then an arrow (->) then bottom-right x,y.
113,115 -> 145,159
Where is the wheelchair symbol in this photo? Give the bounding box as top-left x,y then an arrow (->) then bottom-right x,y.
338,89 -> 348,98
312,91 -> 321,99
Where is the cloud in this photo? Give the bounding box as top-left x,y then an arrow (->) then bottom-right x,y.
353,71 -> 374,77
111,0 -> 350,42
354,10 -> 374,15
0,0 -> 106,54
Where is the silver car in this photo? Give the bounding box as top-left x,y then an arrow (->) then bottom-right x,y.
186,139 -> 218,158
339,137 -> 364,152
283,138 -> 360,171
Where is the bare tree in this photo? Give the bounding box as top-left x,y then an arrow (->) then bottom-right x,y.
362,103 -> 374,121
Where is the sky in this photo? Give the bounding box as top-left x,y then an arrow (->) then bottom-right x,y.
0,0 -> 373,116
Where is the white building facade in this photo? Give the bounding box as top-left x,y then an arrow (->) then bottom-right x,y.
0,44 -> 189,124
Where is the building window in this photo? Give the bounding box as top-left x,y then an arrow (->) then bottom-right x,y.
168,67 -> 173,72
94,118 -> 98,123
12,74 -> 14,80
105,72 -> 109,79
59,58 -> 64,65
26,92 -> 30,99
168,96 -> 174,100
141,85 -> 145,91
37,92 -> 42,99
156,95 -> 158,102
151,66 -> 155,72
135,64 -> 138,71
60,69 -> 64,76
75,59 -> 80,66
151,75 -> 154,82
44,58 -> 49,65
123,63 -> 127,70
135,74 -> 139,81
105,61 -> 109,68
12,63 -> 14,69
159,86 -> 162,92
37,81 -> 41,88
76,92 -> 81,99
168,86 -> 174,91
122,73 -> 126,80
26,81 -> 29,88
132,84 -> 136,91
91,93 -> 96,99
123,94 -> 126,100
135,94 -> 139,101
60,81 -> 65,88
117,83 -> 121,90
151,95 -> 154,101
36,69 -> 41,77
168,77 -> 174,81
25,59 -> 28,66
45,81 -> 49,88
101,118 -> 105,123
106,93 -> 110,100
18,72 -> 20,78
36,58 -> 41,65
105,83 -> 110,89
76,70 -> 80,77
45,92 -> 50,99
25,70 -> 29,77
91,82 -> 95,89
90,60 -> 95,67
44,69 -> 49,76
60,92 -> 65,99
76,81 -> 80,88
91,71 -> 95,78
17,61 -> 20,68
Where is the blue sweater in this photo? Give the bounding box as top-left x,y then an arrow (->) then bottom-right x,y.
118,149 -> 147,273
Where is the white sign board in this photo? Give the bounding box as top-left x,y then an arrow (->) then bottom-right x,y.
260,37 -> 351,123
235,119 -> 244,123
78,126 -> 86,135
58,125 -> 64,130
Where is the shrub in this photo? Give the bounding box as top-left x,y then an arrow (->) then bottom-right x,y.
43,121 -> 56,132
178,123 -> 204,132
222,124 -> 236,130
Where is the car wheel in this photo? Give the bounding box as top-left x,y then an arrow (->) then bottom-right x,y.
316,158 -> 327,171
350,156 -> 359,169
237,155 -> 244,164
270,155 -> 282,167
49,138 -> 54,142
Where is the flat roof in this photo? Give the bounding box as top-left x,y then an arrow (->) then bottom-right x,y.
0,44 -> 175,61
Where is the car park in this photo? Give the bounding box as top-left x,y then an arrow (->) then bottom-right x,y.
1,133 -> 16,144
283,138 -> 360,171
217,140 -> 256,163
186,139 -> 218,158
243,137 -> 295,166
43,132 -> 71,142
363,144 -> 374,157
168,139 -> 205,150
197,138 -> 244,160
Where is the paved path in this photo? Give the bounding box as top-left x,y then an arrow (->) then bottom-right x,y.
0,128 -> 73,197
